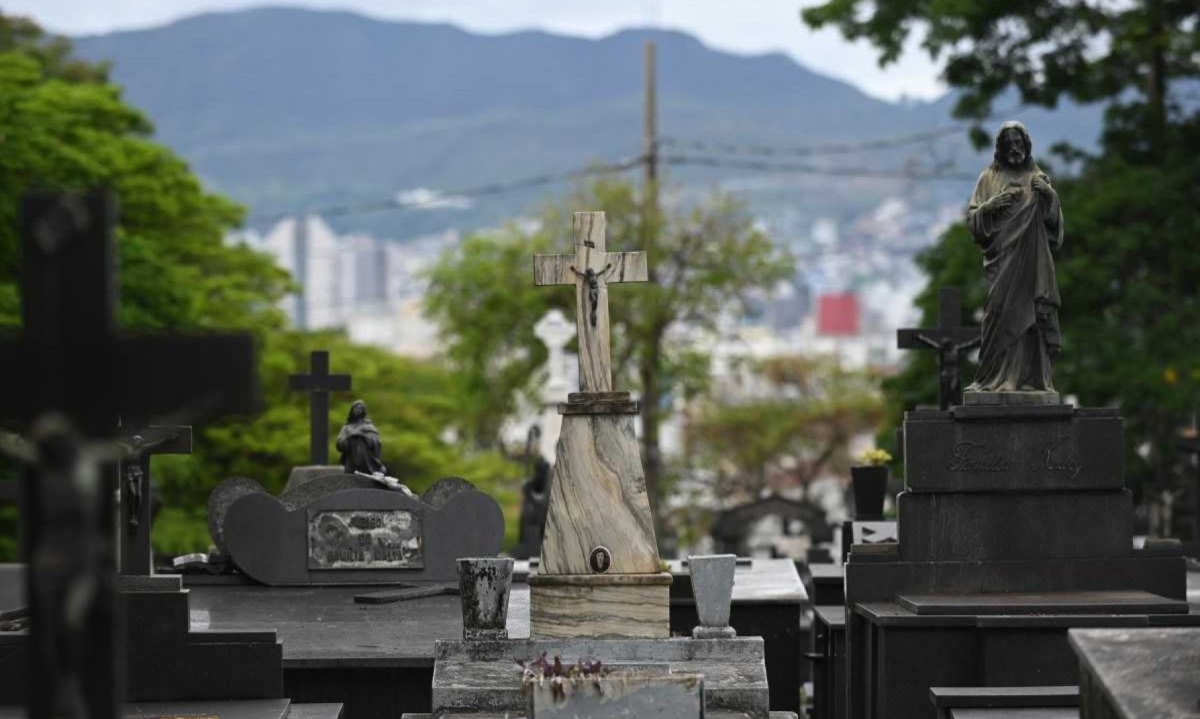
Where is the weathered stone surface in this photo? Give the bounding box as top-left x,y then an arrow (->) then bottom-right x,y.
527,673 -> 703,719
898,590 -> 1188,616
688,555 -> 736,639
540,411 -> 659,575
221,476 -> 503,585
282,465 -> 346,494
529,573 -> 671,639
1070,627 -> 1200,719
962,391 -> 1061,405
897,490 -> 1133,562
904,409 -> 1122,492
431,638 -> 769,718
458,558 -> 513,641
208,477 -> 269,555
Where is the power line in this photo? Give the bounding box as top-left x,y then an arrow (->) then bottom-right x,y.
247,156 -> 644,223
658,126 -> 966,158
664,154 -> 977,182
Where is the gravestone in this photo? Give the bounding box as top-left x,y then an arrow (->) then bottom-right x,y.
392,211 -> 786,719
835,126 -> 1193,719
212,474 -> 503,585
530,211 -> 671,638
896,287 -> 979,411
0,189 -> 282,715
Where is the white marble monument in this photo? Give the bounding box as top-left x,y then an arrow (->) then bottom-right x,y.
529,211 -> 671,638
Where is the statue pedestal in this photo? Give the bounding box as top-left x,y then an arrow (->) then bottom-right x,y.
963,390 -> 1061,405
531,391 -> 670,638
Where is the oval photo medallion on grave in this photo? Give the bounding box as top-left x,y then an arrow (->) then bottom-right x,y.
589,545 -> 612,574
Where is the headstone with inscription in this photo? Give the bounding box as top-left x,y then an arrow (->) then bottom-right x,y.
212,473 -> 503,585
834,125 -> 1193,719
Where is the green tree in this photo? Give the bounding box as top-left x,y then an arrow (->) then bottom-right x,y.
689,355 -> 885,499
425,177 -> 793,524
0,14 -> 525,559
805,1 -> 1200,514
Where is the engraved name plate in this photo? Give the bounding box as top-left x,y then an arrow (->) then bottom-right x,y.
307,509 -> 424,570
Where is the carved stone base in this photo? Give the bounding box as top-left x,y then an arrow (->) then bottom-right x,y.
962,390 -> 1061,405
529,572 -> 672,638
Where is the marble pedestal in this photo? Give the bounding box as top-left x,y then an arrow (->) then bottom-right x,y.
430,637 -> 770,718
532,392 -> 670,638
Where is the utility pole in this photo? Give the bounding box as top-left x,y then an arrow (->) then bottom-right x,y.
639,39 -> 665,534
643,40 -> 658,189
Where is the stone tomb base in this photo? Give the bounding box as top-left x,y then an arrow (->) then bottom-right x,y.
529,571 -> 672,639
430,637 -> 770,718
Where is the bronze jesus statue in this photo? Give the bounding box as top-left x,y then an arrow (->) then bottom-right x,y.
965,121 -> 1064,395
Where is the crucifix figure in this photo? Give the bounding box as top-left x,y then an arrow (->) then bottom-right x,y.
0,189 -> 258,718
118,424 -> 193,575
897,287 -> 980,410
533,212 -> 647,392
289,350 -> 352,465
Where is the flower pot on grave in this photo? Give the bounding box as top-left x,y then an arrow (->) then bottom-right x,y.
850,465 -> 889,521
688,554 -> 737,639
525,671 -> 704,719
457,557 -> 513,640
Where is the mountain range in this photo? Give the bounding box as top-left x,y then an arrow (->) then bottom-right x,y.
72,7 -> 1104,238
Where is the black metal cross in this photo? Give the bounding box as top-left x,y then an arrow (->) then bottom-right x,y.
289,350 -> 352,465
118,424 -> 193,576
0,189 -> 259,718
897,287 -> 980,410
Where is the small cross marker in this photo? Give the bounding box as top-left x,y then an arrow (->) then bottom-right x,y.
289,350 -> 352,465
897,287 -> 980,410
533,212 -> 647,393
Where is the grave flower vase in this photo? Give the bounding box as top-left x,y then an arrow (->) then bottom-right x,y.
850,465 -> 889,520
526,672 -> 703,719
457,557 -> 513,640
687,554 -> 737,639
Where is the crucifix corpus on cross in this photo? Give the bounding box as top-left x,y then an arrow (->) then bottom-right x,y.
897,287 -> 980,410
533,212 -> 647,394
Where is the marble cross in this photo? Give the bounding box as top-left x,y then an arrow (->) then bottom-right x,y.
533,212 -> 647,393
534,309 -> 576,396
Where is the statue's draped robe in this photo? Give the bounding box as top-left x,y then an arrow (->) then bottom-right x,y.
336,419 -> 386,475
966,164 -> 1064,392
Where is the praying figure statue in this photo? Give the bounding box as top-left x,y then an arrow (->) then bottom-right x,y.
336,400 -> 386,476
965,121 -> 1064,393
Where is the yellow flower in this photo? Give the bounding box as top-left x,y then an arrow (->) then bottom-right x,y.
1164,367 -> 1179,384
858,448 -> 893,466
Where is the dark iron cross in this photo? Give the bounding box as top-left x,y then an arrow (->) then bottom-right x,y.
118,423 -> 193,575
289,350 -> 352,465
0,189 -> 259,718
897,287 -> 980,410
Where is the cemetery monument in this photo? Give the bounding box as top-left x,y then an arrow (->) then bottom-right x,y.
835,123 -> 1194,719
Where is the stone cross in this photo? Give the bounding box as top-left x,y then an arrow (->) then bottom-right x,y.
533,212 -> 647,392
118,424 -> 193,575
534,309 -> 576,397
0,189 -> 258,718
897,287 -> 980,410
289,350 -> 352,465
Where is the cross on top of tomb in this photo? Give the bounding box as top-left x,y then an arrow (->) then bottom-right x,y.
897,287 -> 980,410
533,212 -> 647,393
289,350 -> 352,466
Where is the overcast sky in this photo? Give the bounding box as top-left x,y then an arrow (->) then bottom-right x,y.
7,0 -> 945,101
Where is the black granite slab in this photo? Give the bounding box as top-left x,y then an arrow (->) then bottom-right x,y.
897,491 -> 1133,562
948,710 -> 1077,719
904,410 -> 1122,492
1070,627 -> 1200,719
0,700 -> 343,719
930,685 -> 1079,709
898,591 -> 1188,616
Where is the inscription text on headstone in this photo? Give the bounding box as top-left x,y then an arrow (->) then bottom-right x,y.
307,509 -> 424,569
